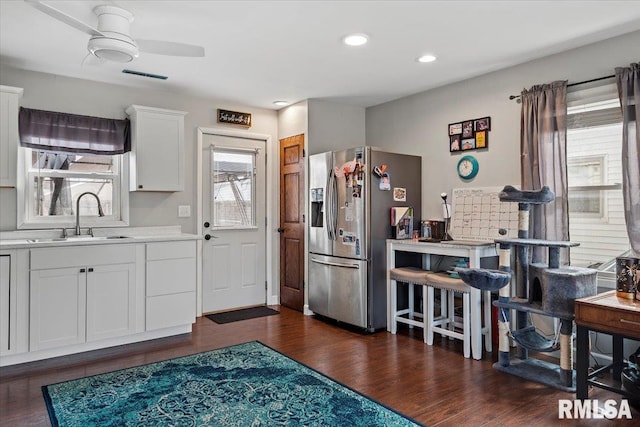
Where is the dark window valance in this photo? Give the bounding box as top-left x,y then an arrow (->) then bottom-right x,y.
19,107 -> 130,155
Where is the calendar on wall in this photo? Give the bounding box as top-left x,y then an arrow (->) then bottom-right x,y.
450,186 -> 519,242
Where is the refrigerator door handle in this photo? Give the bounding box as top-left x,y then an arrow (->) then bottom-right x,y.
310,257 -> 360,269
326,168 -> 334,240
330,168 -> 338,240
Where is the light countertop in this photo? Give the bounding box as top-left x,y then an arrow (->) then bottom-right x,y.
0,225 -> 201,250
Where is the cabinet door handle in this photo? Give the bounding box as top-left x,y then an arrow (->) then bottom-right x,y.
88,267 -> 94,273
80,268 -> 86,273
620,318 -> 640,327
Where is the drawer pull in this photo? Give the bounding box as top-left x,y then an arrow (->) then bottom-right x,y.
620,318 -> 640,327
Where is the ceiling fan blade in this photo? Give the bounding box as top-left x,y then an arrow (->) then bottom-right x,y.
25,0 -> 104,37
137,39 -> 205,57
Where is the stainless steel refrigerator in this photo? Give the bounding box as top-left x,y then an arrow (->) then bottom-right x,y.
308,146 -> 421,331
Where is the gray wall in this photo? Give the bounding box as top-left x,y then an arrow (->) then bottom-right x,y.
307,99 -> 365,154
0,66 -> 278,234
366,30 -> 640,221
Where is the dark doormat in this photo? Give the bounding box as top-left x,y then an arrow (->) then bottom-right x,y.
206,306 -> 280,324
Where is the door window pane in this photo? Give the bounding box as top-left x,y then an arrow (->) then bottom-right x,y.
211,149 -> 256,227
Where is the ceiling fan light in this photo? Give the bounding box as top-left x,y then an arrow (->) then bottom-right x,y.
88,37 -> 139,63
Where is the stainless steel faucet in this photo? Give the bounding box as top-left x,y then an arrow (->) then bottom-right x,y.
75,192 -> 104,236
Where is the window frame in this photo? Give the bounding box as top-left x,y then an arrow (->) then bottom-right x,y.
210,146 -> 258,230
566,83 -> 630,267
567,154 -> 607,219
17,147 -> 129,230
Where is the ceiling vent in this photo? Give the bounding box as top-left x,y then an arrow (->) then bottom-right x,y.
122,69 -> 168,80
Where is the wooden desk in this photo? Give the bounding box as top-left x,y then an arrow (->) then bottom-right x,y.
575,291 -> 640,400
386,239 -> 497,360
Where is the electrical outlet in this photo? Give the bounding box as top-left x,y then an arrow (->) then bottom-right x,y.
178,205 -> 191,217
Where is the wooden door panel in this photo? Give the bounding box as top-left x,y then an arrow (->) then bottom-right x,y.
279,135 -> 305,311
284,237 -> 302,289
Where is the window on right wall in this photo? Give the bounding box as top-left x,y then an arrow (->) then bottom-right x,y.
566,85 -> 630,267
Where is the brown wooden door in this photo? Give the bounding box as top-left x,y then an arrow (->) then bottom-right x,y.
279,134 -> 305,311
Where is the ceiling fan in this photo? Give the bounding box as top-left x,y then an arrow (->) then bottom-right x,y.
25,0 -> 205,63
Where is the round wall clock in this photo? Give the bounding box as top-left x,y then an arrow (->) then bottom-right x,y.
457,155 -> 479,180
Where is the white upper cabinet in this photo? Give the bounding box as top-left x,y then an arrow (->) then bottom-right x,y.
126,105 -> 187,192
0,86 -> 24,188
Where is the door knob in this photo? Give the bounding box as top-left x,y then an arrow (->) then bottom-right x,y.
277,228 -> 285,233
205,234 -> 211,240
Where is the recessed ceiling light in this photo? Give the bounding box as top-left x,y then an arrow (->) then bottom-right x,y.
417,54 -> 437,63
273,101 -> 289,106
343,33 -> 369,47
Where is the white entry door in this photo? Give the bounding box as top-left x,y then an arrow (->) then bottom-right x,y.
201,131 -> 266,313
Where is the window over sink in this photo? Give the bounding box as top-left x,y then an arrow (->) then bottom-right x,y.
16,108 -> 130,229
18,148 -> 129,229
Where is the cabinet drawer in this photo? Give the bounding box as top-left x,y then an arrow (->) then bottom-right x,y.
31,244 -> 136,270
147,257 -> 196,296
576,304 -> 640,340
146,241 -> 195,261
146,292 -> 195,331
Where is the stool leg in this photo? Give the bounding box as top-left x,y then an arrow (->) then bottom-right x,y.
408,282 -> 415,328
422,285 -> 428,343
463,292 -> 471,358
484,290 -> 492,352
448,290 -> 455,338
426,286 -> 434,345
390,279 -> 398,334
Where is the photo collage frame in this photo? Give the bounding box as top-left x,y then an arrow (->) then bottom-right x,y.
448,116 -> 490,152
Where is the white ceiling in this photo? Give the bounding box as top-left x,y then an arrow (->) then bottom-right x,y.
2,1 -> 640,110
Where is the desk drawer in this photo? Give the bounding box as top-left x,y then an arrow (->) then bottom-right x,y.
576,304 -> 640,340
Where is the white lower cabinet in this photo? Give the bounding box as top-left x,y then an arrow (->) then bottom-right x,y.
146,241 -> 196,330
29,245 -> 139,352
0,249 -> 28,356
1,236 -> 198,366
86,263 -> 137,342
30,267 -> 86,351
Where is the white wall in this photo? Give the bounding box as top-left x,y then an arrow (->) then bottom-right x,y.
0,66 -> 279,235
278,100 -> 308,141
366,30 -> 640,222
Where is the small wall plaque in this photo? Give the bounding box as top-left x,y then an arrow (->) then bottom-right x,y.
217,109 -> 252,127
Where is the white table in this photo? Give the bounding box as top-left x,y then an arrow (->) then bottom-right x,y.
386,239 -> 498,360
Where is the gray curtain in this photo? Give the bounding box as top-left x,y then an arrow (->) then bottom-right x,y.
520,81 -> 569,263
18,107 -> 130,155
616,62 -> 640,256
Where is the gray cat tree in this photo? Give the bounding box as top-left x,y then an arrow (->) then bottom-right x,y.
459,185 -> 598,392
494,185 -> 598,391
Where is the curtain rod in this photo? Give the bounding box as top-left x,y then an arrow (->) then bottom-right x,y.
508,74 -> 616,100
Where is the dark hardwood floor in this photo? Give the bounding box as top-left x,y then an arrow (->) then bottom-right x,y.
1,307 -> 637,426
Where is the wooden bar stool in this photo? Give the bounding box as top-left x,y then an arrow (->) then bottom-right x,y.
389,267 -> 433,342
425,273 -> 471,358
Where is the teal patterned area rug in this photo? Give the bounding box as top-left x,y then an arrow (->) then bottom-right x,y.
43,341 -> 423,426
